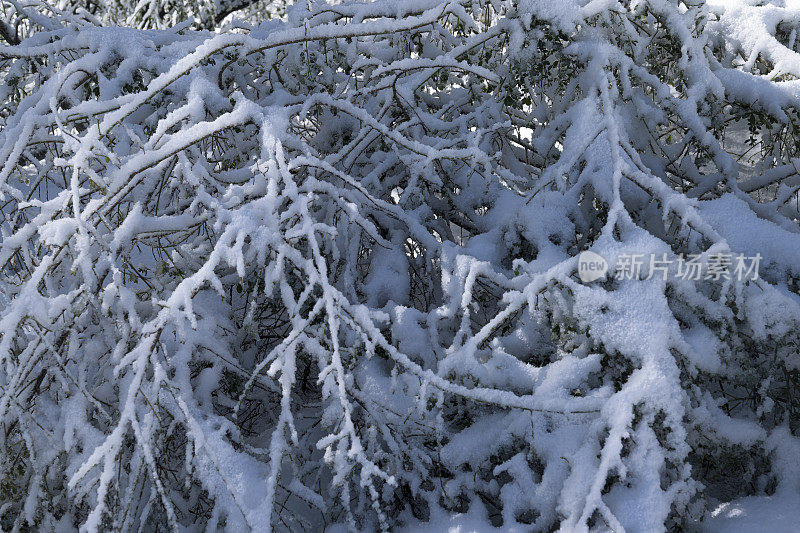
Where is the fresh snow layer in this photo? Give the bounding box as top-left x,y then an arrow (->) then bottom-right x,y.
399,494 -> 800,533
703,493 -> 800,533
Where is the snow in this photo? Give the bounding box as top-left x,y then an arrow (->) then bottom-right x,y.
403,501 -> 515,533
703,493 -> 800,533
2,0 -> 800,530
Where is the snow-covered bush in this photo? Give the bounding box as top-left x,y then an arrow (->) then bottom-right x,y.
1,0 -> 283,34
0,0 -> 799,530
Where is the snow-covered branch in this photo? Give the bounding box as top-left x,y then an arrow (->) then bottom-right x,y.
0,0 -> 799,530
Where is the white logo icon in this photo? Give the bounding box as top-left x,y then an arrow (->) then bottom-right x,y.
578,251 -> 608,282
